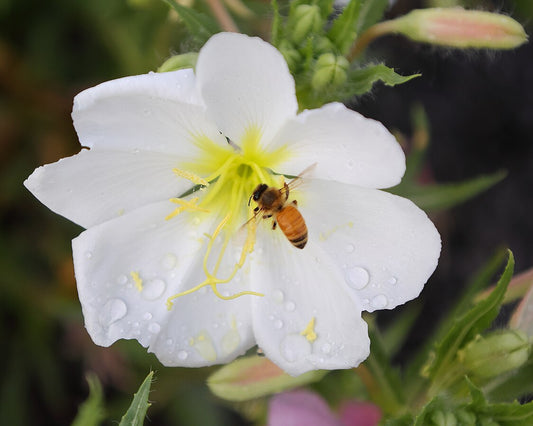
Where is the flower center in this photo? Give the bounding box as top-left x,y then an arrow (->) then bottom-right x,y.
165,127 -> 289,308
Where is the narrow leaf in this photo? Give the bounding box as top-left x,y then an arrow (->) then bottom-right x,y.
327,0 -> 362,55
424,251 -> 514,384
271,0 -> 282,46
390,171 -> 507,212
119,371 -> 154,426
347,64 -> 419,96
357,0 -> 388,34
72,374 -> 105,426
163,0 -> 219,44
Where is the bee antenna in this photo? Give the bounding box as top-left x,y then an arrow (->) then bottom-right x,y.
248,194 -> 253,206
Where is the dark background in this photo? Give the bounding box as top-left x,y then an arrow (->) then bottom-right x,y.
1,0 -> 532,424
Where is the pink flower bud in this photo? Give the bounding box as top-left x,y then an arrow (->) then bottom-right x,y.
393,8 -> 527,49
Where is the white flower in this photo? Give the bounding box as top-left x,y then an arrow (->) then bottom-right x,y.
24,32 -> 440,376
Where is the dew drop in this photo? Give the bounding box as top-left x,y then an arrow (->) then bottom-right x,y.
143,312 -> 153,321
99,298 -> 127,326
274,319 -> 284,329
143,108 -> 152,117
387,276 -> 398,285
285,301 -> 296,312
272,289 -> 284,304
321,343 -> 332,354
347,160 -> 355,169
345,266 -> 370,290
148,322 -> 161,333
280,335 -> 312,363
166,338 -> 173,345
116,274 -> 128,285
85,251 -> 93,259
177,350 -> 188,360
142,279 -> 166,300
161,253 -> 177,270
345,244 -> 355,253
371,294 -> 388,309
192,217 -> 201,226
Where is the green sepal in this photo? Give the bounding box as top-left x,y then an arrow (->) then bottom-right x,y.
118,371 -> 154,426
71,374 -> 106,426
207,355 -> 327,401
327,0 -> 362,55
347,64 -> 420,96
157,52 -> 198,73
389,171 -> 507,213
163,0 -> 219,44
422,251 -> 514,390
357,0 -> 388,34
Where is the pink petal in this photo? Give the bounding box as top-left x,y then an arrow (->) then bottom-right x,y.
268,390 -> 340,426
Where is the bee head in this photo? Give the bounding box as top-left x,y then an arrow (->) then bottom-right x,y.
249,183 -> 268,206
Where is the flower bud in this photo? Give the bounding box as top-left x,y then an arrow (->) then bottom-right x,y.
392,8 -> 527,49
430,410 -> 457,426
288,5 -> 322,44
207,355 -> 326,401
157,52 -> 198,73
311,53 -> 349,91
458,330 -> 530,379
278,40 -> 302,72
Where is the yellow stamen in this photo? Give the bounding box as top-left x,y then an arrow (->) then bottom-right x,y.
173,168 -> 209,186
301,317 -> 317,342
166,214 -> 263,310
131,271 -> 143,292
165,196 -> 210,220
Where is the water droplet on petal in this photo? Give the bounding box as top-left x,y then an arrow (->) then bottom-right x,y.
321,343 -> 332,354
274,319 -> 284,329
143,109 -> 152,117
177,350 -> 188,360
345,244 -> 355,253
148,322 -> 161,333
85,251 -> 93,259
143,312 -> 153,321
99,298 -> 127,326
166,339 -> 173,345
161,253 -> 177,270
371,294 -> 388,309
142,279 -> 166,300
285,301 -> 296,312
387,276 -> 398,285
345,266 -> 370,290
116,274 -> 128,285
272,289 -> 284,304
280,335 -> 312,363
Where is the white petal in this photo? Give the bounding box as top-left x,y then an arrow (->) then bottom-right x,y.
72,202 -> 254,366
24,149 -> 193,228
271,103 -> 405,189
196,32 -> 298,146
302,180 -> 440,312
251,231 -> 370,376
73,69 -> 227,154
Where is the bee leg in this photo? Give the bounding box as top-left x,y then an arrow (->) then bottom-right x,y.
263,214 -> 272,219
283,182 -> 290,202
272,221 -> 277,230
254,207 -> 259,213
291,200 -> 298,206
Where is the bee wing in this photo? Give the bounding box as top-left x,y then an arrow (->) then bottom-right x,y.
282,162 -> 317,195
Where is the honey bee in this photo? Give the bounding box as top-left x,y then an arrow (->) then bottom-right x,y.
248,176 -> 308,249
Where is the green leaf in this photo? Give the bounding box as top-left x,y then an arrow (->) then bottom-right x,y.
357,0 -> 388,34
389,171 -> 507,213
347,64 -> 419,96
208,355 -> 326,401
327,0 -> 362,55
119,371 -> 154,426
381,303 -> 422,357
423,251 -> 514,393
271,0 -> 282,46
163,0 -> 219,44
72,374 -> 106,426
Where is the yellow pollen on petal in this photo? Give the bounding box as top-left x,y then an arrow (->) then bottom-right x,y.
165,214 -> 264,310
173,168 -> 209,187
131,271 -> 143,292
301,317 -> 317,342
165,197 -> 210,220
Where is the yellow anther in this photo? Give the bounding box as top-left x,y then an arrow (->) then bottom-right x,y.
301,317 -> 317,342
173,168 -> 209,186
131,271 -> 143,292
165,196 -> 210,221
166,214 -> 263,310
